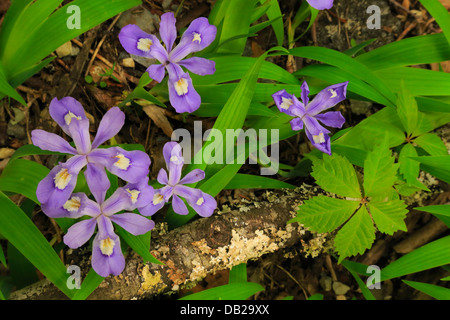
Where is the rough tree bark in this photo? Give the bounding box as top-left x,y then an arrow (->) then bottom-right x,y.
9,187 -> 319,300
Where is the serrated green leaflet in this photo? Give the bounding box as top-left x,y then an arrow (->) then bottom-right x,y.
396,83 -> 418,136
335,205 -> 375,263
398,143 -> 420,185
311,153 -> 361,198
368,199 -> 408,235
414,133 -> 448,156
290,196 -> 360,234
363,141 -> 399,197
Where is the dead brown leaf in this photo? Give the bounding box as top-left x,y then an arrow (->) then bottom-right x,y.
142,103 -> 173,137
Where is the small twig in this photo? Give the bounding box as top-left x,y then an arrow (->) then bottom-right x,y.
325,254 -> 338,281
276,265 -> 309,299
396,20 -> 418,41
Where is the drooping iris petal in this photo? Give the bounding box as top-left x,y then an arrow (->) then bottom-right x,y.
63,217 -> 97,249
91,107 -> 125,149
157,168 -> 169,185
303,115 -> 332,155
109,212 -> 155,236
120,178 -> 154,210
138,188 -> 166,216
174,185 -> 216,217
146,63 -> 166,83
306,0 -> 334,10
36,155 -> 88,209
289,118 -> 304,131
159,12 -> 177,52
178,168 -> 205,185
177,57 -> 216,76
100,187 -> 132,216
41,192 -> 99,219
169,17 -> 217,62
118,24 -> 168,63
167,63 -> 201,113
48,97 -> 88,137
272,90 -> 305,118
31,129 -> 77,155
306,81 -> 348,115
92,215 -> 124,277
314,111 -> 346,129
84,163 -> 110,204
171,193 -> 189,215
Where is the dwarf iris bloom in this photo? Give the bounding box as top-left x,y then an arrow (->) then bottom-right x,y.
32,97 -> 150,214
119,12 -> 217,113
272,81 -> 348,155
307,0 -> 334,10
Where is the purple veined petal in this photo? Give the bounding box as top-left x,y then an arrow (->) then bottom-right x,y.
49,97 -> 88,137
146,63 -> 166,83
42,192 -> 101,219
31,129 -> 77,155
118,24 -> 169,63
300,81 -> 310,106
306,81 -> 349,116
272,89 -> 306,118
91,107 -> 125,149
289,118 -> 304,131
121,178 -> 154,210
174,185 -> 216,217
315,111 -> 346,129
177,57 -> 216,76
138,187 -> 168,216
63,217 -> 97,249
179,168 -> 205,185
157,168 -> 169,185
303,115 -> 332,155
109,212 -> 155,236
67,117 -> 91,155
306,0 -> 334,10
169,17 -> 217,62
89,147 -> 151,184
159,12 -> 177,53
166,63 -> 201,113
92,216 -> 125,277
84,163 -> 110,204
171,193 -> 189,215
36,155 -> 87,209
100,187 -> 131,216
162,141 -> 184,184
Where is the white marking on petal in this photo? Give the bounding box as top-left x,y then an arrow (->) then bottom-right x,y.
280,97 -> 293,110
312,132 -> 326,144
196,197 -> 204,206
99,237 -> 115,256
64,111 -> 81,125
170,155 -> 182,165
54,168 -> 72,190
113,154 -> 131,170
126,188 -> 140,204
153,193 -> 164,205
63,196 -> 81,212
174,78 -> 188,96
192,32 -> 202,43
137,38 -> 153,52
328,89 -> 338,98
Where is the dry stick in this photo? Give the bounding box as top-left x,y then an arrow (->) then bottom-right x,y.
10,188 -> 314,300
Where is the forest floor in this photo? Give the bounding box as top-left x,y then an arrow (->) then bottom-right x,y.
0,0 -> 449,300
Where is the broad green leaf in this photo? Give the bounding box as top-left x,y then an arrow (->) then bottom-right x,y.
224,173 -> 295,190
7,242 -> 39,290
419,0 -> 450,46
0,159 -> 49,204
415,205 -> 450,228
10,144 -> 66,162
342,261 -> 376,300
363,141 -> 399,197
289,196 -> 360,234
0,62 -> 26,106
307,293 -> 324,300
403,280 -> 450,300
410,155 -> 450,184
369,199 -> 408,235
335,205 -> 375,263
311,153 -> 361,198
0,191 -> 73,298
381,236 -> 450,281
229,263 -> 247,284
396,83 -> 418,136
414,133 -> 448,156
71,268 -> 104,300
179,282 -> 264,300
260,0 -> 284,46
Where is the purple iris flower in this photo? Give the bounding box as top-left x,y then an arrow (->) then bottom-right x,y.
138,141 -> 217,217
118,12 -> 217,114
306,0 -> 334,10
272,81 -> 348,155
32,97 -> 151,213
59,184 -> 155,277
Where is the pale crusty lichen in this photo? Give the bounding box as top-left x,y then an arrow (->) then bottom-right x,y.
139,265 -> 166,294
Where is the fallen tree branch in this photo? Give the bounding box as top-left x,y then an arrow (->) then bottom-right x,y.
10,187 -> 317,300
